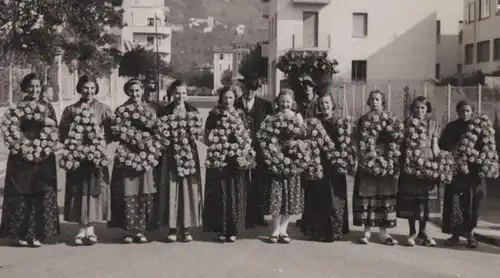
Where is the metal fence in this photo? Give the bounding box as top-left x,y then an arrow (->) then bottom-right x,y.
330,82 -> 499,127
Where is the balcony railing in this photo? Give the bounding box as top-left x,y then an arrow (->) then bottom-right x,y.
281,33 -> 331,53
291,0 -> 331,5
124,25 -> 172,36
135,42 -> 171,54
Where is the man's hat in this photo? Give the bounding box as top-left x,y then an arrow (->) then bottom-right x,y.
300,74 -> 315,87
237,74 -> 261,90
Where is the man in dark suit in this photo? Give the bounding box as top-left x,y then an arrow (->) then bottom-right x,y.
235,75 -> 274,228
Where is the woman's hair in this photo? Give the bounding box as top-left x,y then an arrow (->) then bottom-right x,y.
76,75 -> 100,95
123,78 -> 144,96
315,80 -> 333,98
275,88 -> 297,111
317,93 -> 336,112
456,99 -> 475,113
410,96 -> 433,114
20,73 -> 40,92
166,79 -> 187,102
217,86 -> 234,105
366,90 -> 387,108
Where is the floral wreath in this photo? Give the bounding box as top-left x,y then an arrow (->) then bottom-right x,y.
205,109 -> 256,170
358,111 -> 404,176
1,101 -> 59,162
403,118 -> 454,183
257,112 -> 310,176
59,103 -> 110,171
156,111 -> 203,177
455,114 -> 499,179
111,103 -> 162,172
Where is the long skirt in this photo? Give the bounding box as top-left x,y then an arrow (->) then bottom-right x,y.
203,168 -> 247,236
352,170 -> 398,228
0,155 -> 60,241
64,164 -> 111,225
442,175 -> 485,236
396,174 -> 441,221
246,165 -> 269,228
301,170 -> 349,241
266,175 -> 304,216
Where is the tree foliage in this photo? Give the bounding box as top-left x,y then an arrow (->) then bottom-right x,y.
0,0 -> 124,76
118,44 -> 171,78
186,69 -> 214,89
238,43 -> 268,81
220,69 -> 232,86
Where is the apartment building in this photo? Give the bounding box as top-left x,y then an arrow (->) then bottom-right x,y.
262,0 -> 463,96
213,47 -> 234,90
119,0 -> 172,64
461,0 -> 500,74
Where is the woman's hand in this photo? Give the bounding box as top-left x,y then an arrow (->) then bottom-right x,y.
432,144 -> 440,158
44,118 -> 56,126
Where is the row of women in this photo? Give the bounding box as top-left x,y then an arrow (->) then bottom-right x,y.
0,73 -> 490,250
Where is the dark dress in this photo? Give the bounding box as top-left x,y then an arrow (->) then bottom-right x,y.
0,98 -> 60,241
108,100 -> 158,232
60,99 -> 113,225
234,97 -> 273,226
300,117 -> 349,241
397,117 -> 441,221
439,119 -> 485,236
155,102 -> 203,229
352,112 -> 398,228
202,107 -> 249,236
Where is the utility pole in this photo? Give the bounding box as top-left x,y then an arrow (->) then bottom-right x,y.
154,12 -> 161,101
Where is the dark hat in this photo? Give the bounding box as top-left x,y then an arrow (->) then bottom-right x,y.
300,74 -> 315,86
237,74 -> 261,90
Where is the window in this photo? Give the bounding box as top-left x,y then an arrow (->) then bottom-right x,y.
467,3 -> 476,23
435,64 -> 440,79
147,18 -> 154,26
494,38 -> 500,60
477,40 -> 490,63
497,0 -> 500,14
352,13 -> 368,37
457,64 -> 463,73
436,20 -> 441,44
219,54 -> 224,60
465,44 -> 474,64
274,13 -> 277,39
146,36 -> 154,45
268,19 -> 272,41
303,12 -> 318,47
351,60 -> 367,81
479,0 -> 491,19
458,30 -> 463,44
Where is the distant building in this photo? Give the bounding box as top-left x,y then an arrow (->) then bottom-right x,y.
213,46 -> 234,90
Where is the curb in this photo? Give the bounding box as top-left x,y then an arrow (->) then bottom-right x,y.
428,218 -> 500,247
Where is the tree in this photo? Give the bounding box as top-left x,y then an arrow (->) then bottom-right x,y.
118,44 -> 171,79
187,69 -> 213,89
220,69 -> 232,86
238,43 -> 268,81
0,0 -> 124,76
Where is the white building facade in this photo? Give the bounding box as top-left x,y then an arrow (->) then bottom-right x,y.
461,0 -> 500,74
213,48 -> 234,90
262,0 -> 463,96
119,0 -> 172,64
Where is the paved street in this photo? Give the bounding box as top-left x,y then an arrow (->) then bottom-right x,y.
1,99 -> 500,277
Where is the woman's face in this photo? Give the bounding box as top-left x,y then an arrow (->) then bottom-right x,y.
458,104 -> 473,121
25,79 -> 41,99
80,82 -> 97,101
220,90 -> 235,108
319,95 -> 334,116
368,93 -> 383,111
412,101 -> 428,119
44,88 -> 54,101
173,85 -> 188,103
127,84 -> 144,103
278,94 -> 294,112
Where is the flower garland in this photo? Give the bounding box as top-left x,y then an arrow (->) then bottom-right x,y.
358,111 -> 404,176
275,50 -> 338,76
205,109 -> 256,170
257,112 -> 310,176
403,118 -> 454,183
0,101 -> 59,162
303,118 -> 333,180
456,115 -> 499,179
111,103 -> 162,172
156,111 -> 203,177
329,117 -> 357,174
59,103 -> 110,171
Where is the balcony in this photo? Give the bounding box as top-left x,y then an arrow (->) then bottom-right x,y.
262,1 -> 269,18
124,25 -> 172,37
279,33 -> 331,54
291,0 -> 331,5
135,42 -> 171,54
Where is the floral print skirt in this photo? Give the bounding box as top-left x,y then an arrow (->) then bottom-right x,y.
0,187 -> 60,241
266,175 -> 304,216
109,193 -> 157,231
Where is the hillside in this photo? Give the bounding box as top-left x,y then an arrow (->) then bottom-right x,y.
164,0 -> 268,72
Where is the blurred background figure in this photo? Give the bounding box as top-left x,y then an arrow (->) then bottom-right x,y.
41,85 -> 54,102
